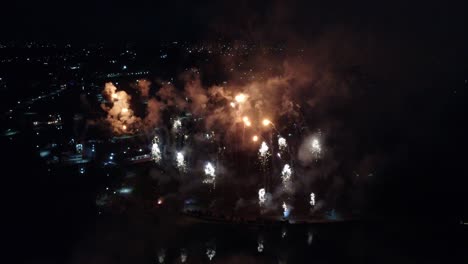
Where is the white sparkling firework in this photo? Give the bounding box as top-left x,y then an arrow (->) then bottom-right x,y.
278,137 -> 287,152
203,162 -> 216,186
206,248 -> 216,261
282,202 -> 291,218
310,192 -> 316,206
176,152 -> 186,172
281,164 -> 293,191
258,188 -> 266,206
281,227 -> 287,238
151,136 -> 162,163
281,164 -> 292,183
311,138 -> 322,157
258,141 -> 270,168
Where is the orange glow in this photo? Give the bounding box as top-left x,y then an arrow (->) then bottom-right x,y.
262,119 -> 271,126
252,135 -> 258,142
235,93 -> 247,103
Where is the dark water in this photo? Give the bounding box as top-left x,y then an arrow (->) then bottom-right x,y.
65,210 -> 467,264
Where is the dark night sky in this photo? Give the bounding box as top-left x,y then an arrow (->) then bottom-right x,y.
1,1 -> 466,44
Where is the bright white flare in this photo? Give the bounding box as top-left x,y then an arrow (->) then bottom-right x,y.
258,188 -> 266,206
310,192 -> 316,206
252,135 -> 258,142
262,119 -> 271,126
230,102 -> 236,108
278,137 -> 287,152
151,136 -> 162,163
203,162 -> 216,185
121,108 -> 128,113
176,152 -> 186,172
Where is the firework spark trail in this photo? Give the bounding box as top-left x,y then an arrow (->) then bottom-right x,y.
310,192 -> 316,206
281,164 -> 293,192
258,141 -> 270,169
258,188 -> 266,206
203,162 -> 216,186
151,136 -> 162,163
176,152 -> 186,172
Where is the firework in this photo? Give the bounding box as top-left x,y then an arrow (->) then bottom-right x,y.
173,118 -> 182,130
282,202 -> 291,218
257,237 -> 264,253
176,152 -> 186,172
278,137 -> 287,152
121,108 -> 128,113
281,164 -> 292,183
258,141 -> 270,168
311,138 -> 321,157
180,249 -> 187,263
151,136 -> 162,163
242,116 -> 251,127
157,249 -> 165,264
234,93 -> 247,103
203,162 -> 216,186
252,135 -> 259,142
262,119 -> 271,126
230,102 -> 236,108
310,192 -> 315,206
206,248 -> 216,261
307,231 -> 313,245
281,227 -> 287,238
258,188 -> 266,206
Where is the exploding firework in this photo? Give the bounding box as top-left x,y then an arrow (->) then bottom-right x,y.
278,137 -> 287,152
242,116 -> 251,127
252,135 -> 259,142
176,152 -> 186,172
311,138 -> 322,158
101,82 -> 140,134
258,141 -> 270,168
258,188 -> 266,206
151,136 -> 162,163
203,162 -> 216,186
262,119 -> 271,127
310,192 -> 316,206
